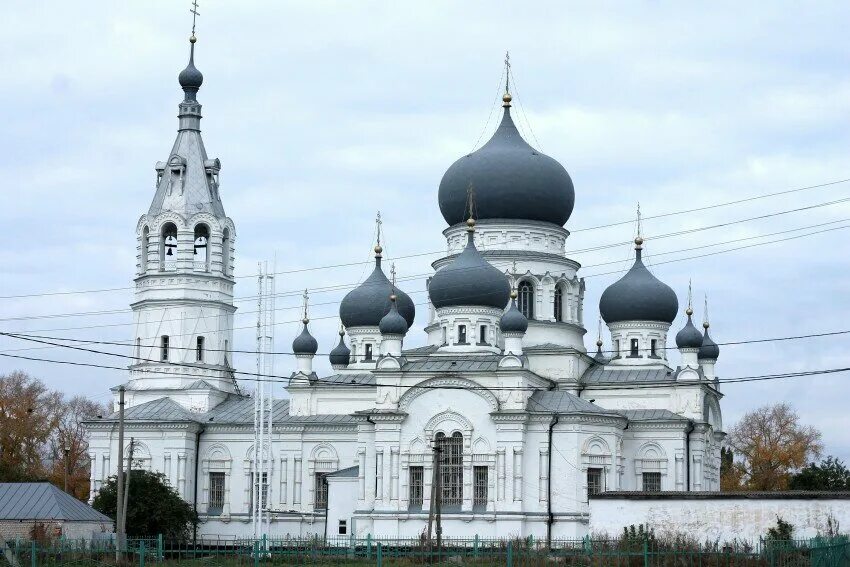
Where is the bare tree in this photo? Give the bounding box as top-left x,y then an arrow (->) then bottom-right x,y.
48,395 -> 111,499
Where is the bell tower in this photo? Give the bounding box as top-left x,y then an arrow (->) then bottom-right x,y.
123,33 -> 238,411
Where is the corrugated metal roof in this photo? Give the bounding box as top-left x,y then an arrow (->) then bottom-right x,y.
106,397 -> 196,422
0,483 -> 112,522
617,409 -> 688,421
318,373 -> 376,386
325,466 -> 359,479
582,366 -> 674,384
527,390 -> 614,415
402,345 -> 439,355
402,355 -> 502,372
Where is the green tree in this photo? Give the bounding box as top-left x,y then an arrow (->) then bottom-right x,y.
93,470 -> 197,540
789,456 -> 850,490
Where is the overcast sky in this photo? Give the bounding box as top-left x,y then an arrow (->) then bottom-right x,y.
1,2 -> 849,460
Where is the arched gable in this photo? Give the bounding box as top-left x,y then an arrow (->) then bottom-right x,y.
582,435 -> 611,456
397,376 -> 499,412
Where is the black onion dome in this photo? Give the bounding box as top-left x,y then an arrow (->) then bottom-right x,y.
438,107 -> 575,227
698,328 -> 720,360
599,249 -> 678,324
379,298 -> 409,336
499,298 -> 528,334
178,42 -> 204,92
292,322 -> 318,355
675,315 -> 704,349
329,331 -> 351,366
340,256 -> 415,328
429,231 -> 511,309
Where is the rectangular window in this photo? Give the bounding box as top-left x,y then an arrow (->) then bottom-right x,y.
441,327 -> 447,345
650,339 -> 658,357
161,335 -> 169,361
642,472 -> 662,492
408,466 -> 424,510
438,433 -> 463,508
587,468 -> 603,497
629,338 -> 640,357
196,336 -> 205,362
473,466 -> 488,509
615,340 -> 620,357
457,325 -> 467,344
338,520 -> 347,535
249,472 -> 268,513
364,343 -> 373,361
314,473 -> 328,510
208,472 -> 225,514
479,325 -> 487,344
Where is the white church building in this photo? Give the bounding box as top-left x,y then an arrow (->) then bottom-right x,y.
85,37 -> 725,541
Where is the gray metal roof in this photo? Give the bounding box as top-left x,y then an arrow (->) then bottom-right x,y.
599,248 -> 678,325
617,409 -> 688,422
527,390 -> 614,415
325,466 -> 359,479
582,366 -> 674,385
401,355 -> 503,372
402,345 -> 439,355
0,483 -> 112,522
428,231 -> 511,310
318,373 -> 376,386
339,255 -> 415,329
106,397 -> 196,422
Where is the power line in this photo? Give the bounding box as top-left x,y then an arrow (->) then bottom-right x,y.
1,178 -> 847,301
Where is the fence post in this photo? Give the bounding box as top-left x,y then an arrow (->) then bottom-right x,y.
506,541 -> 513,567
30,540 -> 36,567
139,541 -> 146,567
366,534 -> 372,559
473,534 -> 479,558
376,542 -> 382,567
643,534 -> 649,567
157,534 -> 163,561
252,540 -> 259,567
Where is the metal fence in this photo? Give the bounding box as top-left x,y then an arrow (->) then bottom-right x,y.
3,534 -> 849,566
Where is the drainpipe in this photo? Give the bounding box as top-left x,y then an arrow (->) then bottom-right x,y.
192,425 -> 206,545
685,421 -> 694,492
546,414 -> 559,548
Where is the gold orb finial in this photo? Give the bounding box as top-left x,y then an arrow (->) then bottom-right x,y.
502,93 -> 512,107
302,317 -> 309,325
466,217 -> 476,231
703,321 -> 710,330
510,290 -> 518,300
634,236 -> 644,248
685,307 -> 693,316
339,328 -> 345,337
190,34 -> 197,44
596,338 -> 603,347
374,244 -> 383,256
390,293 -> 397,302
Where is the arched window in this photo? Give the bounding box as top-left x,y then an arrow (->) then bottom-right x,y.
554,286 -> 563,322
160,223 -> 178,270
194,224 -> 210,271
222,228 -> 231,276
518,281 -> 534,319
436,432 -> 463,508
141,226 -> 149,274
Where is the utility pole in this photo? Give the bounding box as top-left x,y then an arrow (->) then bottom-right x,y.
115,386 -> 125,560
435,448 -> 442,551
426,443 -> 442,551
122,438 -> 135,539
63,442 -> 71,493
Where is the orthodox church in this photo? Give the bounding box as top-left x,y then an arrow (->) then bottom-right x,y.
85,37 -> 725,540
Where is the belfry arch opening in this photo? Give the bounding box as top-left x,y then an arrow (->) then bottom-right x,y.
160,222 -> 178,270
194,224 -> 210,271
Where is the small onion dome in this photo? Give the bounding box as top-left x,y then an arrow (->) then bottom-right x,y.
178,40 -> 204,93
428,226 -> 511,309
698,325 -> 720,360
340,255 -> 415,328
599,246 -> 678,324
292,320 -> 318,355
438,106 -> 575,227
328,330 -> 351,367
379,295 -> 409,336
675,314 -> 704,349
593,339 -> 607,363
500,297 -> 528,334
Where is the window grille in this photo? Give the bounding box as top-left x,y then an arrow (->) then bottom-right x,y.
437,432 -> 463,508
249,472 -> 268,512
518,281 -> 534,319
196,336 -> 205,362
630,338 -> 640,357
457,325 -> 467,344
554,287 -> 563,322
642,471 -> 662,492
161,336 -> 169,361
587,468 -> 603,497
314,473 -> 328,510
473,466 -> 488,509
338,520 -> 347,535
408,466 -> 424,509
208,472 -> 225,513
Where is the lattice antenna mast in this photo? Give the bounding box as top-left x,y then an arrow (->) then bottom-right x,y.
263,258 -> 276,536
253,263 -> 264,537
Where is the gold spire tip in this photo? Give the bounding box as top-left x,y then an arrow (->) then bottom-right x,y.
510,289 -> 518,300
685,307 -> 693,316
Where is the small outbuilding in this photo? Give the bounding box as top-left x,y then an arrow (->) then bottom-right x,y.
0,483 -> 113,541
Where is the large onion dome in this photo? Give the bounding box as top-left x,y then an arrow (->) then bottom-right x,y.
292,320 -> 318,355
379,295 -> 409,336
499,294 -> 528,334
599,242 -> 678,324
340,250 -> 415,328
438,99 -> 575,227
329,329 -> 351,367
676,312 -> 704,349
178,37 -> 203,95
698,323 -> 720,360
428,221 -> 511,310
